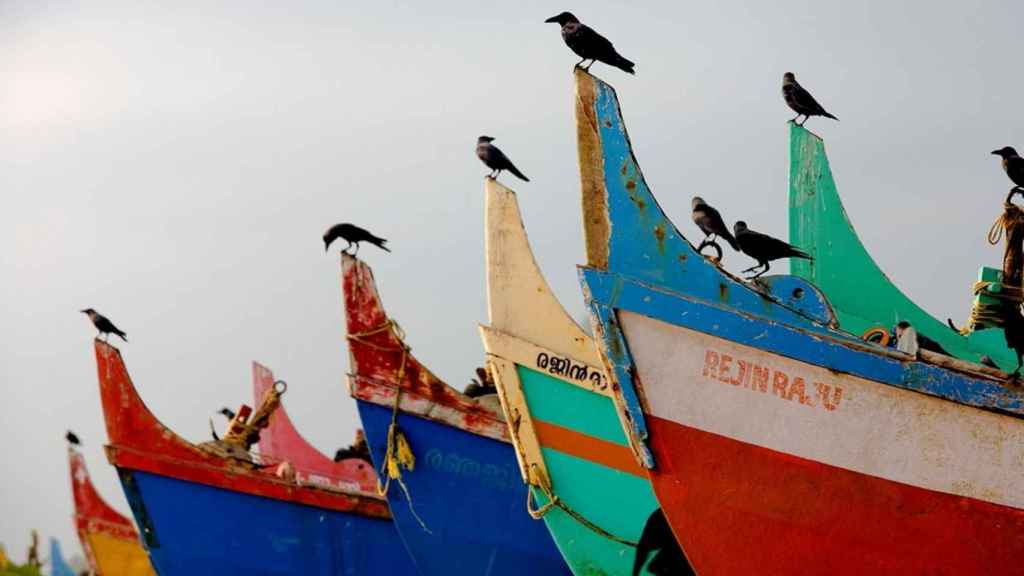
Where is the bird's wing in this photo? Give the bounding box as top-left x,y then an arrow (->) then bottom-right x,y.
491,146 -> 516,170
793,84 -> 829,115
742,229 -> 807,258
575,24 -> 618,58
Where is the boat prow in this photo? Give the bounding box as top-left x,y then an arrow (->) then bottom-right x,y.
479,178 -> 673,575
574,70 -> 1024,574
342,254 -> 570,575
788,123 -> 1018,369
91,339 -> 417,575
68,446 -> 154,575
252,362 -> 377,494
48,539 -> 76,576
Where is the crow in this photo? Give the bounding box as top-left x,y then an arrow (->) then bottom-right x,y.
464,367 -> 497,398
992,146 -> 1024,189
323,223 -> 390,255
80,308 -> 128,342
477,136 -> 529,182
633,508 -> 694,576
782,72 -> 838,126
734,221 -> 812,279
545,12 -> 635,74
65,430 -> 80,446
692,197 -> 739,252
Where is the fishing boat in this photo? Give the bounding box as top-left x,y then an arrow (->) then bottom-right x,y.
788,123 -> 1018,369
573,69 -> 1024,573
342,254 -> 570,575
67,446 -> 154,575
89,340 -> 418,575
48,538 -> 76,576
252,361 -> 378,495
478,179 -> 665,575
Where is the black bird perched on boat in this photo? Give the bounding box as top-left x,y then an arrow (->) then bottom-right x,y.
992,146 -> 1024,190
218,407 -> 236,421
692,197 -> 739,254
323,223 -> 390,254
734,221 -> 812,279
80,308 -> 128,342
545,11 -> 635,75
632,508 -> 694,576
65,430 -> 80,446
782,72 -> 838,126
476,136 -> 529,182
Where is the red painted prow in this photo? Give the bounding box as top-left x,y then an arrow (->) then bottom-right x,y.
253,362 -> 378,493
92,339 -> 390,517
341,254 -> 509,441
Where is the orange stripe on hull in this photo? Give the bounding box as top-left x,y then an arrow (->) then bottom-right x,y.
532,420 -> 645,478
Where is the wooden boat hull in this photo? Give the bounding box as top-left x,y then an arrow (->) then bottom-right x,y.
119,469 -> 407,574
91,340 -> 416,576
788,123 -> 1017,369
68,448 -> 155,575
573,69 -> 1024,574
480,180 -> 662,575
342,255 -> 569,576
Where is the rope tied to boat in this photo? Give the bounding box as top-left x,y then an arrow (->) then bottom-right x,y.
958,199 -> 1024,333
347,319 -> 431,533
524,463 -> 638,547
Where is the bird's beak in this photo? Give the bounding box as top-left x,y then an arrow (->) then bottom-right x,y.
79,309 -> 87,314
544,15 -> 559,23
992,150 -> 1002,156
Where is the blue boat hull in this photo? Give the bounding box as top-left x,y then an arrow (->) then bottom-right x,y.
357,401 -> 571,576
117,470 -> 418,576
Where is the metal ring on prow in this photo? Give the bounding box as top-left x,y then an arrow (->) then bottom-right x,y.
273,380 -> 288,395
862,327 -> 890,347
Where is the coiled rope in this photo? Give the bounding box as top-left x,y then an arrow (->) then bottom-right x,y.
347,319 -> 430,533
958,199 -> 1024,333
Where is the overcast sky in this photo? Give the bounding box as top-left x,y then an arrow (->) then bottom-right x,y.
3,0 -> 1023,560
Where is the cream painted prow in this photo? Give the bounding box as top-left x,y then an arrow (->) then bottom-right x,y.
479,178 -> 639,488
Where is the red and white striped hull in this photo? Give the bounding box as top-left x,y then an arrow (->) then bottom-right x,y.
622,311 -> 1024,574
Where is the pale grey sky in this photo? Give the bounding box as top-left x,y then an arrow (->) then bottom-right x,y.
3,0 -> 1022,559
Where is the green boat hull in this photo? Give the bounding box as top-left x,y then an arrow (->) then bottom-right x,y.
518,365 -> 660,576
788,123 -> 1016,370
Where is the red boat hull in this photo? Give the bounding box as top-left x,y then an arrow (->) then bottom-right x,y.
648,418 -> 1024,575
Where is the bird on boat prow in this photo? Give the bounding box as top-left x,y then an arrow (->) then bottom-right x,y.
323,223 -> 390,255
545,11 -> 635,74
476,136 -> 530,182
992,146 -> 1024,191
734,221 -> 812,279
782,72 -> 838,126
80,308 -> 128,342
691,196 -> 739,261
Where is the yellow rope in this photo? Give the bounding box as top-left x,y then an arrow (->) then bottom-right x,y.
956,201 -> 1024,333
524,464 -> 638,547
347,320 -> 430,533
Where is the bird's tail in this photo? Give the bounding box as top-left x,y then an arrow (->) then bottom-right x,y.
115,331 -> 128,342
507,164 -> 530,182
370,237 -> 391,253
613,55 -> 636,75
791,248 -> 813,260
823,111 -> 839,121
722,231 -> 740,252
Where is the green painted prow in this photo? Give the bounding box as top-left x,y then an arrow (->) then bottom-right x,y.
788,122 -> 1017,370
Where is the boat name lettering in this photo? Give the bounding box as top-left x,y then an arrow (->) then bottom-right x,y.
535,352 -> 607,390
424,448 -> 517,491
701,349 -> 843,412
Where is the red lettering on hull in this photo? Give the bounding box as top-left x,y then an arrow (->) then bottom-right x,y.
700,347 -> 843,412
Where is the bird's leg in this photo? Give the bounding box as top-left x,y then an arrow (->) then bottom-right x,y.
798,116 -> 808,127
752,262 -> 771,279
344,241 -> 353,254
740,264 -> 760,274
354,242 -> 360,256
583,59 -> 595,71
791,115 -> 800,123
574,58 -> 587,69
